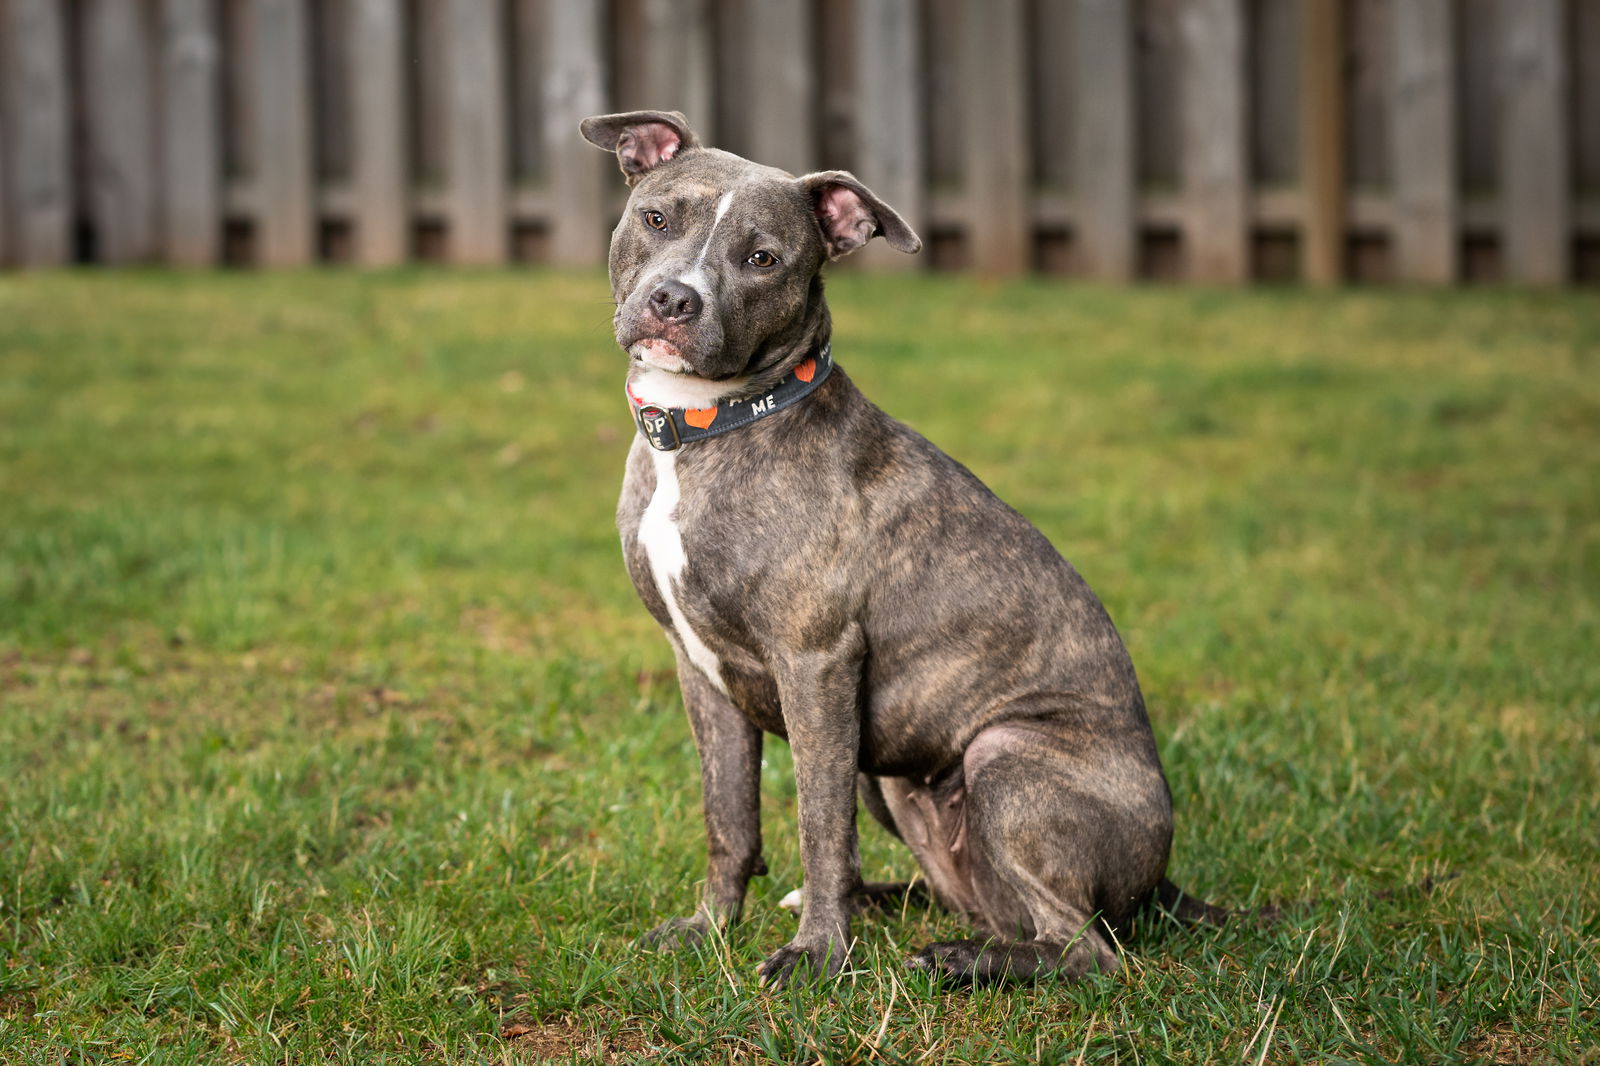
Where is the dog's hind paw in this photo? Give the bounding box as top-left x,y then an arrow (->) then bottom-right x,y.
907,937 -> 1110,985
637,915 -> 711,951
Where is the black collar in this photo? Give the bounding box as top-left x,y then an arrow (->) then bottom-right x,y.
627,343 -> 834,451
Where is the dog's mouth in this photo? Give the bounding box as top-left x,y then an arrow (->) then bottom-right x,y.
628,337 -> 693,374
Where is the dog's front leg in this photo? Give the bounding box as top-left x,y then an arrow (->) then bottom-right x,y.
640,649 -> 764,950
757,633 -> 864,988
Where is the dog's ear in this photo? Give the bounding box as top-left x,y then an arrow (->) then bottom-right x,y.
797,171 -> 922,260
579,111 -> 699,185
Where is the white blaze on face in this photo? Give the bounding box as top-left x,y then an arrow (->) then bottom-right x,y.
675,187 -> 736,300
638,447 -> 729,696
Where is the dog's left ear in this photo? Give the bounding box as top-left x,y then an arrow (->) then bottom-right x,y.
579,110 -> 700,185
798,171 -> 922,260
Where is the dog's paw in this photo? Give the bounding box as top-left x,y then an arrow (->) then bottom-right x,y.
637,915 -> 711,952
756,938 -> 847,989
906,939 -> 987,983
908,937 -> 1110,984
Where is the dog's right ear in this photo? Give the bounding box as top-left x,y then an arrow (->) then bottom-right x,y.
579,111 -> 700,186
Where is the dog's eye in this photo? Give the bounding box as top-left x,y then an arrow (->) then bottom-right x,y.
747,250 -> 778,269
642,210 -> 668,231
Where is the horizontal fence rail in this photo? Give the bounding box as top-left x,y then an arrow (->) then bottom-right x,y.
0,0 -> 1597,283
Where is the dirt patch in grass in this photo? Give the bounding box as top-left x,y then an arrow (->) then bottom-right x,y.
500,1015 -> 651,1062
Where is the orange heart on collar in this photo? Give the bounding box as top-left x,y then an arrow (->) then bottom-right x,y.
684,406 -> 718,429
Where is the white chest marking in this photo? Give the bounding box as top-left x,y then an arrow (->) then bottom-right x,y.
639,448 -> 729,695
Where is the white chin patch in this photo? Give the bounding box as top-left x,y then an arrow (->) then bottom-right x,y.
628,359 -> 747,410
630,338 -> 689,373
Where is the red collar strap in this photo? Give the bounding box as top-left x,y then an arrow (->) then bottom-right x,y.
627,343 -> 834,452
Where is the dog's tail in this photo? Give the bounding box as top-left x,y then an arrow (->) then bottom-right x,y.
1151,878 -> 1248,927
1149,873 -> 1451,929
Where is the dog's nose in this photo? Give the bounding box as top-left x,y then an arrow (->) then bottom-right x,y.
648,280 -> 703,324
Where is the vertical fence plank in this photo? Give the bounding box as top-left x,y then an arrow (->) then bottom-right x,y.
445,0 -> 508,264
1300,0 -> 1344,285
1179,0 -> 1248,281
84,0 -> 158,263
0,78 -> 7,266
2,0 -> 73,268
1502,0 -> 1569,284
741,0 -> 814,175
253,0 -> 314,265
962,0 -> 1028,275
349,0 -> 406,265
160,0 -> 221,266
511,0 -> 547,186
637,0 -> 714,129
1392,0 -> 1456,283
855,0 -> 924,271
542,0 -> 608,267
1074,0 -> 1136,281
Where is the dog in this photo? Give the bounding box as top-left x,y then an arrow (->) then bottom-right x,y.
580,110 -> 1226,987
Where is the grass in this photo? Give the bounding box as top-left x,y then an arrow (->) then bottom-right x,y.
0,268 -> 1596,1064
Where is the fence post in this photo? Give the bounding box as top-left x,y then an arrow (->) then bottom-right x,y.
445,0 -> 509,264
349,0 -> 407,266
962,0 -> 1029,275
2,0 -> 72,268
1074,0 -> 1136,282
741,0 -> 814,176
636,0 -> 715,130
1300,0 -> 1344,285
855,0 -> 924,271
160,0 -> 221,266
543,0 -> 609,267
1502,0 -> 1569,284
1179,0 -> 1248,282
84,0 -> 158,264
253,0 -> 314,266
0,76 -> 6,266
1392,0 -> 1457,284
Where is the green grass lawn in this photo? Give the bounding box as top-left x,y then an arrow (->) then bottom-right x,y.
1,270 -> 1596,1064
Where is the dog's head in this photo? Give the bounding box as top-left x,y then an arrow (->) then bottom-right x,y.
580,111 -> 920,390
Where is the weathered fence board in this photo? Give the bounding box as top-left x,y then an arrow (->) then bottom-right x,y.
963,0 -> 1029,275
0,0 -> 1593,282
1391,0 -> 1457,284
542,0 -> 608,267
616,0 -> 713,132
349,0 -> 406,265
253,0 -> 314,266
84,0 -> 158,264
1299,0 -> 1344,285
2,0 -> 73,268
160,0 -> 222,266
1179,0 -> 1248,282
1073,0 -> 1137,282
740,0 -> 815,177
443,0 -> 508,264
854,0 -> 924,272
1502,0 -> 1569,284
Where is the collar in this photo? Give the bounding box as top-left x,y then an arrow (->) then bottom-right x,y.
626,343 -> 833,451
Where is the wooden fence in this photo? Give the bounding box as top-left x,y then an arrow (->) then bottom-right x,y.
1,0 -> 1597,283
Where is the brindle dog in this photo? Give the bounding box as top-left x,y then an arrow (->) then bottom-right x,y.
581,110 -> 1228,988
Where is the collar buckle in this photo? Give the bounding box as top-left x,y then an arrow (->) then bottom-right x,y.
636,405 -> 680,451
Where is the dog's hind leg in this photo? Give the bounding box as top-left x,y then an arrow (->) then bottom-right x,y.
906,718 -> 1174,984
